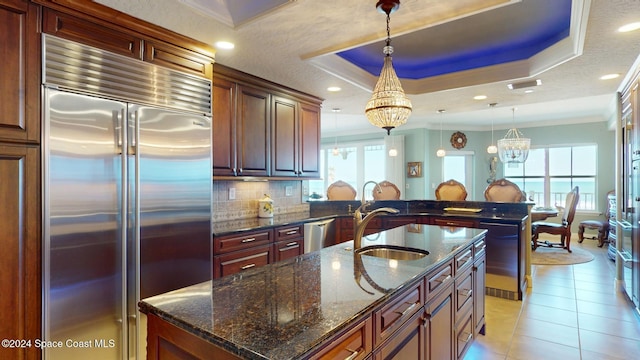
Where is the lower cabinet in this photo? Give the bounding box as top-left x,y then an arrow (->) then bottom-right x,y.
373,310 -> 426,360
309,316 -> 373,360
425,283 -> 454,360
213,244 -> 272,278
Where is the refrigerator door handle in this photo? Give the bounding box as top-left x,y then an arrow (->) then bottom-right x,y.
114,109 -> 125,154
128,111 -> 138,156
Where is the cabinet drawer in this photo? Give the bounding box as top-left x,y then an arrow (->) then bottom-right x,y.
273,239 -> 303,262
214,230 -> 272,254
426,261 -> 453,301
455,246 -> 473,273
433,217 -> 478,228
382,217 -> 416,230
374,280 -> 423,346
213,244 -> 271,278
473,238 -> 486,258
309,316 -> 372,360
455,308 -> 474,359
275,225 -> 303,241
455,267 -> 473,317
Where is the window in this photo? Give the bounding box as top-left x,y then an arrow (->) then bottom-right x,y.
504,145 -> 597,210
309,141 -> 386,200
442,152 -> 474,198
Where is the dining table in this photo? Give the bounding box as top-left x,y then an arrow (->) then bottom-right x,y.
531,207 -> 559,222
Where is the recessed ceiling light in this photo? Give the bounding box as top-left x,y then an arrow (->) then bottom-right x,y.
600,73 -> 620,80
618,22 -> 640,33
327,86 -> 341,92
214,41 -> 235,50
473,95 -> 487,100
524,89 -> 534,94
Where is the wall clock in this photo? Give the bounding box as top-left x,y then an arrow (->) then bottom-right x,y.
450,131 -> 467,149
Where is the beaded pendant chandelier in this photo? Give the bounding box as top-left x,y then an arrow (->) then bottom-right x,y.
497,108 -> 530,166
365,0 -> 412,135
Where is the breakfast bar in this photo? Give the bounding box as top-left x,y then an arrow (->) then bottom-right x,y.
140,225 -> 487,359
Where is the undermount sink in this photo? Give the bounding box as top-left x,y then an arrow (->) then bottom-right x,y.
355,245 -> 429,261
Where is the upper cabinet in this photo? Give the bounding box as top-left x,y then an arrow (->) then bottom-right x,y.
37,0 -> 214,79
213,64 -> 322,179
0,0 -> 40,144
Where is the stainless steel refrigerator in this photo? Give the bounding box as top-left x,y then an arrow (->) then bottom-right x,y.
42,35 -> 212,359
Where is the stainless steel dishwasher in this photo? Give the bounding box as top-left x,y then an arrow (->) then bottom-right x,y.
303,218 -> 335,253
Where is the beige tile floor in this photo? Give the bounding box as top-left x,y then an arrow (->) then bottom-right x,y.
465,235 -> 640,360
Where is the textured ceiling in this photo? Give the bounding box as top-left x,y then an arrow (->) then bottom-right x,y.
96,0 -> 640,136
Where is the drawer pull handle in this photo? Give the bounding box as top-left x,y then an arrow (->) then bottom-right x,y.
344,348 -> 360,360
240,263 -> 256,270
458,332 -> 473,343
435,274 -> 452,284
285,242 -> 298,247
241,238 -> 256,243
394,302 -> 418,318
459,256 -> 472,264
286,230 -> 298,235
460,289 -> 473,297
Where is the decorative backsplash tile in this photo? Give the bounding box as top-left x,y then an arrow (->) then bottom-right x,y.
213,180 -> 309,221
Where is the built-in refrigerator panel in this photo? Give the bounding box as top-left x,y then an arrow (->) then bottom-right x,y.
44,89 -> 127,359
42,34 -> 213,360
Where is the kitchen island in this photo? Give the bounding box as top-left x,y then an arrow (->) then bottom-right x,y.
140,225 -> 487,359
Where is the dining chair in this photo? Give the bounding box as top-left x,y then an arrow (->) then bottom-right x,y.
435,179 -> 467,201
577,189 -> 614,247
372,180 -> 401,200
532,186 -> 580,252
326,180 -> 357,200
484,179 -> 524,202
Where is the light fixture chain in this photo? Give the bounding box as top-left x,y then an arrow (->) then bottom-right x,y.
386,13 -> 391,50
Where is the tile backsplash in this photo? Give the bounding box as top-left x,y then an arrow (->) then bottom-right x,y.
213,180 -> 309,222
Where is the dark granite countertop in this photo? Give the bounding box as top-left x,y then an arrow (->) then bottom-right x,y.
213,200 -> 529,237
140,225 -> 487,360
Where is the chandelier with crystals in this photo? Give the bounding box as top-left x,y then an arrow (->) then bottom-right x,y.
497,108 -> 530,166
365,0 -> 412,135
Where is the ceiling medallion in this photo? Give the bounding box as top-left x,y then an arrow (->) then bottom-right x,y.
450,131 -> 467,149
364,0 -> 412,135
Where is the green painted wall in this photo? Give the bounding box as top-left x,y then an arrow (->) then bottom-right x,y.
323,121 -> 615,205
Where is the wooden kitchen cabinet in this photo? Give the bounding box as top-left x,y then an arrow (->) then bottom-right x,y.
373,309 -> 425,360
213,229 -> 273,278
473,239 -> 487,336
0,144 -> 41,360
424,283 -> 454,360
212,63 -> 322,179
308,316 -> 373,360
0,0 -> 40,144
39,2 -> 214,79
273,224 -> 304,262
212,75 -> 271,177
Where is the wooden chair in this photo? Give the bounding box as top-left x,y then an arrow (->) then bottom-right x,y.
532,186 -> 580,252
435,179 -> 467,201
372,180 -> 401,200
578,190 -> 614,247
326,180 -> 357,200
484,179 -> 523,202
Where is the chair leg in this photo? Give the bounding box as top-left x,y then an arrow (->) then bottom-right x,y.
531,233 -> 538,251
597,228 -> 606,247
566,231 -> 572,253
578,224 -> 585,243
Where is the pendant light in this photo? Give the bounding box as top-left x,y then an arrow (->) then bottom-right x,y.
436,109 -> 446,157
331,108 -> 340,156
487,103 -> 498,154
364,0 -> 412,135
388,135 -> 398,157
497,107 -> 530,166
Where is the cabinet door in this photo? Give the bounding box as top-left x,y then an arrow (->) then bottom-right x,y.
143,40 -> 213,78
309,316 -> 372,360
0,0 -> 40,143
212,77 -> 237,176
271,95 -> 298,177
425,284 -> 454,360
473,254 -> 486,335
299,102 -> 321,178
237,85 -> 270,176
42,9 -> 143,59
0,144 -> 41,360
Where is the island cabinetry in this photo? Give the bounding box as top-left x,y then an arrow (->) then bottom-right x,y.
270,95 -> 321,178
473,238 -> 487,336
273,224 -> 304,262
337,217 -> 383,244
424,282 -> 454,360
213,64 -> 322,179
309,316 -> 373,360
213,229 -> 273,279
374,280 -> 423,345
